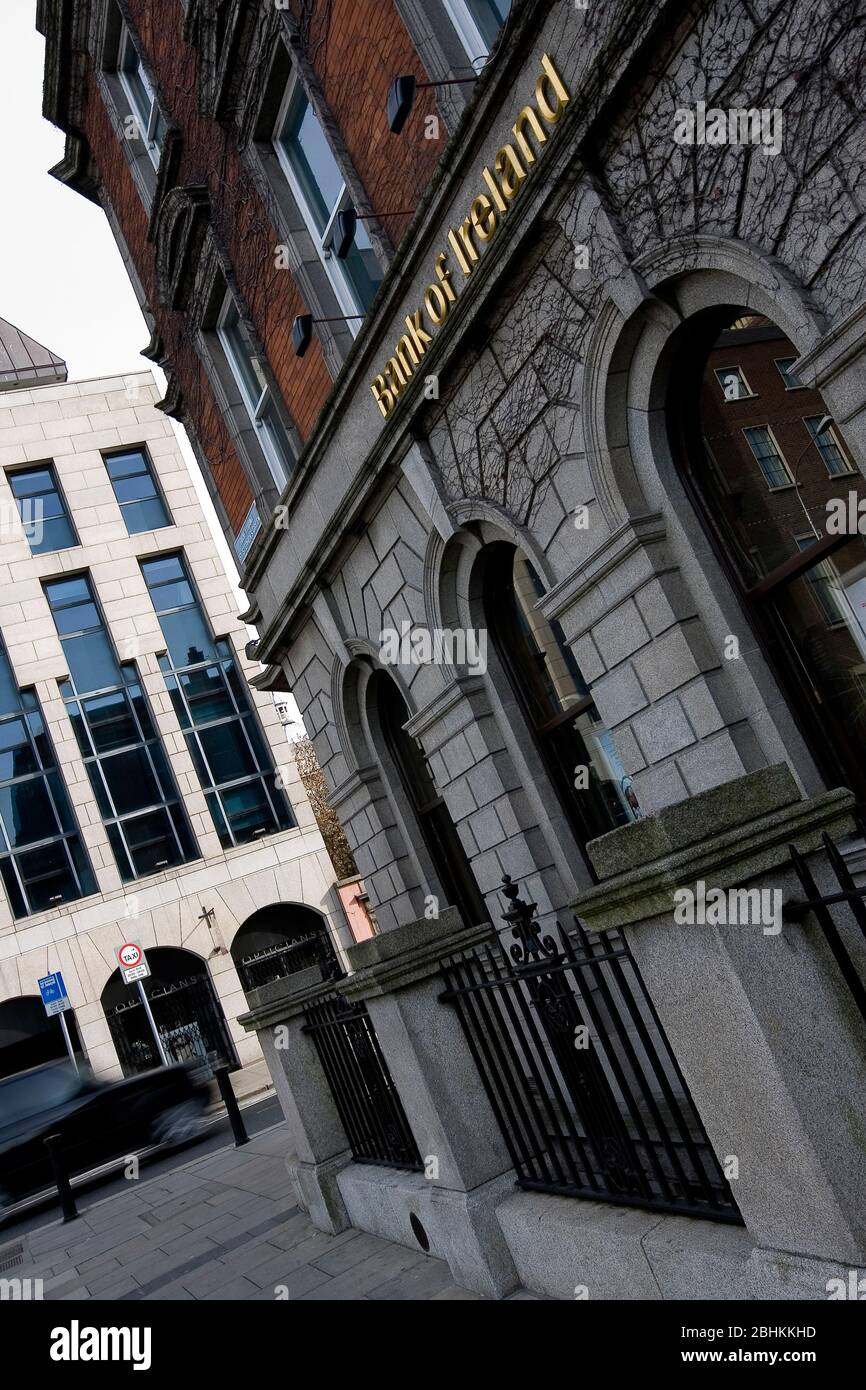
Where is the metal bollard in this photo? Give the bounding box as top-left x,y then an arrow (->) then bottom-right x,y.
43,1134 -> 78,1222
214,1067 -> 248,1147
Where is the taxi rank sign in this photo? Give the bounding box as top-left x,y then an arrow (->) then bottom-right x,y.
370,53 -> 572,420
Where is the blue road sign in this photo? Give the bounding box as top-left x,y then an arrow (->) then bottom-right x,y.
38,972 -> 71,1016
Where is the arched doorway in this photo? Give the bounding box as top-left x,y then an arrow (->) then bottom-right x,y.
0,995 -> 84,1079
231,904 -> 341,990
371,670 -> 489,927
101,947 -> 237,1077
669,307 -> 866,796
479,542 -> 640,874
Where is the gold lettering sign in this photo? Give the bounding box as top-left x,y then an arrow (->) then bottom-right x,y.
371,54 -> 571,419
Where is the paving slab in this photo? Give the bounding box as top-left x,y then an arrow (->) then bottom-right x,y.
10,1122 -> 533,1302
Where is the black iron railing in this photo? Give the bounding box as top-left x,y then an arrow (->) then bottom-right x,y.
785,828 -> 866,1025
440,877 -> 741,1223
236,932 -> 342,992
302,993 -> 422,1171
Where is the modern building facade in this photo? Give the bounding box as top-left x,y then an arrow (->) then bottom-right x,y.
37,0 -> 866,1299
0,325 -> 350,1096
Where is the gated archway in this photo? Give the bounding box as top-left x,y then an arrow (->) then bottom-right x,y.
0,995 -> 84,1079
231,904 -> 341,992
101,947 -> 237,1077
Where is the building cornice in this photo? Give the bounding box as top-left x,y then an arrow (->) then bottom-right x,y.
250,0 -> 684,664
38,0 -> 101,202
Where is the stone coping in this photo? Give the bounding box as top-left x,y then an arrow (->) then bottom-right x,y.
572,782 -> 855,934
341,909 -> 494,1001
586,763 -> 803,879
236,965 -> 340,1030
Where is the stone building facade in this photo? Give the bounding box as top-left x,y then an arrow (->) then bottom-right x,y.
38,0 -> 866,1298
0,336 -> 348,1096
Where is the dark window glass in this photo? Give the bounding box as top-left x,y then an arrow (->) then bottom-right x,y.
158,609 -> 215,668
122,808 -> 186,875
180,666 -> 234,724
375,673 -> 489,927
0,640 -> 95,918
63,632 -> 120,695
274,90 -> 382,321
198,723 -> 258,783
0,719 -> 39,780
100,747 -> 161,816
142,552 -> 294,848
44,573 -> 198,882
104,449 -> 170,534
482,545 -> 640,874
81,691 -> 139,752
673,307 -> 866,798
7,465 -> 77,555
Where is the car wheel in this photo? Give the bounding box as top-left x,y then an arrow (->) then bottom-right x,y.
151,1101 -> 207,1148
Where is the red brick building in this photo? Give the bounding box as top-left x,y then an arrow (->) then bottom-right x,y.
38,0 -> 456,554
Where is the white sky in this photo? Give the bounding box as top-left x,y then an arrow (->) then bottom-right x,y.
0,0 -> 303,731
0,0 -> 149,378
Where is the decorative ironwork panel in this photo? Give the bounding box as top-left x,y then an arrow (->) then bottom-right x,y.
302,993 -> 422,1172
440,876 -> 741,1222
237,931 -> 342,992
105,974 -> 237,1077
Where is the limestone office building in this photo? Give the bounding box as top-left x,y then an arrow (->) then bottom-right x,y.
38,0 -> 866,1299
0,318 -> 347,1099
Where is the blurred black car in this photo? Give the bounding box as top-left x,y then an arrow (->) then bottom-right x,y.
0,1060 -> 211,1208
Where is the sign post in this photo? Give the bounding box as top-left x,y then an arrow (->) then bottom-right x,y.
37,972 -> 79,1074
116,942 -> 169,1068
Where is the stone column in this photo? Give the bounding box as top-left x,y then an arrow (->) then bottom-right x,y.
339,909 -> 521,1298
573,763 -> 866,1289
237,967 -> 353,1234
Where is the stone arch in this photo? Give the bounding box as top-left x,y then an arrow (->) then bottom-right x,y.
582,239 -> 830,528
434,510 -> 558,636
581,245 -> 855,797
100,945 -> 236,1076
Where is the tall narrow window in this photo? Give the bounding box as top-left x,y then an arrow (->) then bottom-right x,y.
140,554 -> 294,848
804,416 -> 853,478
374,672 -> 489,927
217,295 -> 294,489
443,0 -> 511,67
273,82 -> 382,322
118,23 -> 164,169
743,426 -> 794,490
103,448 -> 170,533
0,639 -> 96,918
775,357 -> 805,390
44,575 -> 198,881
483,545 -> 639,869
7,464 -> 77,554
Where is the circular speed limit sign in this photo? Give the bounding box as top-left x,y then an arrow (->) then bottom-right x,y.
118,942 -> 143,969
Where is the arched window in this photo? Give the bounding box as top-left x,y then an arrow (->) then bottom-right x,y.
101,946 -> 237,1077
373,672 -> 489,927
231,904 -> 340,990
482,543 -> 639,868
671,308 -> 866,795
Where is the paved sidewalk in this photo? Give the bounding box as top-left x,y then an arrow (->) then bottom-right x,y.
1,1125 -> 532,1301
